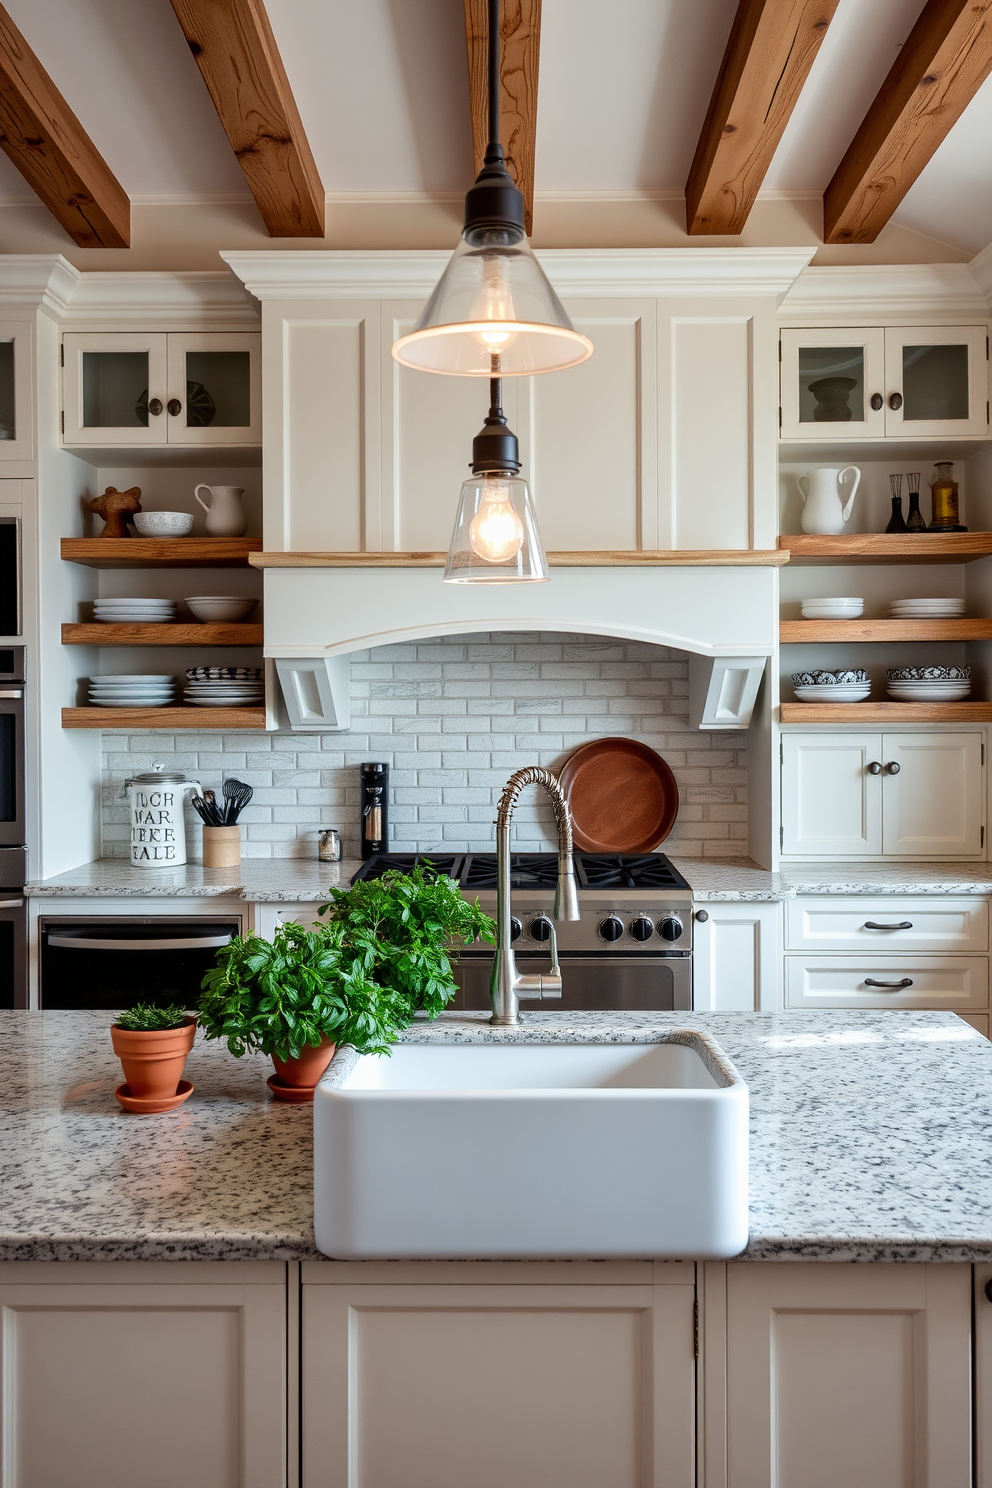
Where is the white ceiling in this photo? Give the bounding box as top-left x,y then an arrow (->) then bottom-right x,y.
3,0 -> 992,253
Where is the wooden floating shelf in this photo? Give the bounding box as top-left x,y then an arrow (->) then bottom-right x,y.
780,619 -> 992,643
781,702 -> 992,723
249,549 -> 790,568
62,707 -> 266,730
62,623 -> 264,647
61,538 -> 262,569
778,533 -> 992,565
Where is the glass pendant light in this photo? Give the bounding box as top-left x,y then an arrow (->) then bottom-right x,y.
391,0 -> 592,378
443,375 -> 548,584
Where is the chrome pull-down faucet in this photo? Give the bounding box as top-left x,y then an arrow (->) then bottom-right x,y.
490,766 -> 580,1025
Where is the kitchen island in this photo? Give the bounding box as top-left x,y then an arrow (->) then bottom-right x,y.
0,1008 -> 988,1485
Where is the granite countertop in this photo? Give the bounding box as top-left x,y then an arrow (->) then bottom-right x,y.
27,856 -> 992,902
3,1008 -> 992,1264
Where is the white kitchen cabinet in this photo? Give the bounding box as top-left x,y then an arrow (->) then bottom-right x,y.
0,1260 -> 288,1488
62,331 -> 261,448
975,1263 -> 992,1486
780,324 -> 989,440
781,732 -> 985,860
786,896 -> 989,954
715,1261 -> 972,1488
784,953 -> 988,1011
0,321 -> 34,462
301,1260 -> 696,1488
692,901 -> 782,1011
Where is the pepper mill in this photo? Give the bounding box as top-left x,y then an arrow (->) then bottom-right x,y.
360,763 -> 389,859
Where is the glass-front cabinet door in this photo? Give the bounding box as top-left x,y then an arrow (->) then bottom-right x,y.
62,331 -> 260,447
780,327 -> 886,440
62,333 -> 169,446
165,332 -> 261,446
0,323 -> 34,462
883,326 -> 988,438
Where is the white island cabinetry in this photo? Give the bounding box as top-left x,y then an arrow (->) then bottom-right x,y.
691,901 -> 783,1011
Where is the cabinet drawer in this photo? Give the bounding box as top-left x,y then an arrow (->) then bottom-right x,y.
784,955 -> 988,1010
786,897 -> 988,954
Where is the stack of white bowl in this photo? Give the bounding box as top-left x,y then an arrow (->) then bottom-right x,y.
792,669 -> 870,702
887,666 -> 971,701
93,597 -> 177,624
889,597 -> 966,619
183,666 -> 263,708
87,674 -> 176,708
184,596 -> 258,623
800,597 -> 864,620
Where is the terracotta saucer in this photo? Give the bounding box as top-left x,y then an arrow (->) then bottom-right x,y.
115,1078 -> 194,1114
558,737 -> 679,853
267,1073 -> 317,1104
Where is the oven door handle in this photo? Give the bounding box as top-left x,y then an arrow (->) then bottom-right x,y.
47,933 -> 233,951
0,689 -> 22,699
0,897 -> 23,908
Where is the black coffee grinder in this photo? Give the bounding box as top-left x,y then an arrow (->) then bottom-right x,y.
359,763 -> 389,859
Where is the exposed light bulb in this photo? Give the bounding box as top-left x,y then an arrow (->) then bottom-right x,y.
472,255 -> 517,355
468,480 -> 525,562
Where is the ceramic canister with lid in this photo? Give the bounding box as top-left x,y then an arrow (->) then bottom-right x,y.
126,772 -> 202,867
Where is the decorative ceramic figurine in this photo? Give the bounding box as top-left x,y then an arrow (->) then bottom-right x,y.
88,485 -> 141,538
798,466 -> 861,535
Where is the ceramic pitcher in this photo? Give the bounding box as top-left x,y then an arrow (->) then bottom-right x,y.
194,484 -> 247,537
126,772 -> 202,867
798,466 -> 861,535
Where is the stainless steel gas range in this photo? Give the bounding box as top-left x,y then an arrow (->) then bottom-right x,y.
351,852 -> 693,1013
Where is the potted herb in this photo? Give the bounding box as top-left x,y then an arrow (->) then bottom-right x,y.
198,866 -> 494,1101
111,1002 -> 196,1113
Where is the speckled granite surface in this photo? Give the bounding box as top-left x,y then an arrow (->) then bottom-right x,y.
28,856 -> 992,902
3,1008 -> 992,1263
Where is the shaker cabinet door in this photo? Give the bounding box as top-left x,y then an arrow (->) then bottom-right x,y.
781,733 -> 882,857
780,327 -> 885,441
165,332 -> 261,446
880,732 -> 984,858
883,325 -> 988,439
62,332 -> 169,447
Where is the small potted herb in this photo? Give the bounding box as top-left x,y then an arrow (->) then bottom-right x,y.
199,866 -> 494,1101
111,1002 -> 196,1113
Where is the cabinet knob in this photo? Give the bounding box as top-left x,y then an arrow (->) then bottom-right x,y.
867,761 -> 882,774
885,761 -> 901,775
694,909 -> 709,922
167,398 -> 182,417
870,393 -> 884,411
147,397 -> 163,417
984,1278 -> 992,1305
888,392 -> 903,410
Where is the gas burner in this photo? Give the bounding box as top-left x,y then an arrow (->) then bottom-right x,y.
460,853 -> 562,891
353,851 -> 690,894
352,853 -> 464,882
579,854 -> 689,890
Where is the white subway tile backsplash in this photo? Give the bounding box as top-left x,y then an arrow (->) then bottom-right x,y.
101,632 -> 748,859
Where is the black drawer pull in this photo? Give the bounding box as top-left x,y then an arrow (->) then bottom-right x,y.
864,921 -> 913,931
863,977 -> 914,990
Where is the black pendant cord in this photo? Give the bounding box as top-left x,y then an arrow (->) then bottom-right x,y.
490,351 -> 502,420
488,0 -> 500,149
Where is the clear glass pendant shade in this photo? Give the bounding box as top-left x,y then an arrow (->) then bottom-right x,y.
393,231 -> 593,377
444,472 -> 549,583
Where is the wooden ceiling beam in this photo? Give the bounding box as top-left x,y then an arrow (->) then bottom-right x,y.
0,2 -> 129,248
825,0 -> 992,244
686,0 -> 840,236
169,0 -> 324,238
464,0 -> 541,234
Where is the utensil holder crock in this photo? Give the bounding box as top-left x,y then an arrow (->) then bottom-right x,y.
202,826 -> 241,867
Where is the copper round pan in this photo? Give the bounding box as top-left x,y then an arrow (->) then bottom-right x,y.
558,737 -> 679,854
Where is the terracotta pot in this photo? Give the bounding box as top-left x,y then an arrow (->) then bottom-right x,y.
270,1037 -> 336,1102
111,1017 -> 196,1100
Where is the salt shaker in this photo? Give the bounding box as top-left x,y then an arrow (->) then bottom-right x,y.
318,829 -> 341,862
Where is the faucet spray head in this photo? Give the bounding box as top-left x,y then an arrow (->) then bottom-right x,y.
554,855 -> 580,921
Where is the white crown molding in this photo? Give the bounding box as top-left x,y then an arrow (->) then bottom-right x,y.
780,262 -> 987,320
969,243 -> 992,309
57,270 -> 259,327
221,247 -> 815,302
0,255 -> 80,315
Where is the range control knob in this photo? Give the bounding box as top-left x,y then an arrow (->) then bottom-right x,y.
599,915 -> 624,943
658,914 -> 684,943
530,916 -> 553,942
510,916 -> 522,943
628,916 -> 654,942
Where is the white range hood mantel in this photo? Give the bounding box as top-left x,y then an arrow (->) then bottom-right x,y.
262,564 -> 778,661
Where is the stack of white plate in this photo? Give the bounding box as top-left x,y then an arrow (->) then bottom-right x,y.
183,676 -> 264,708
887,666 -> 971,701
889,597 -> 965,619
87,674 -> 176,708
793,683 -> 871,702
92,598 -> 177,624
800,597 -> 864,619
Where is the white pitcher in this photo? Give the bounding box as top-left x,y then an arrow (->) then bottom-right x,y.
798,466 -> 861,535
127,773 -> 202,867
194,484 -> 247,537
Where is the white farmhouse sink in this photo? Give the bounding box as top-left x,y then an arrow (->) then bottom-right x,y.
313,1036 -> 748,1259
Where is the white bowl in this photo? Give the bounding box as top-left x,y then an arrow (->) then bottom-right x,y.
184,596 -> 259,623
132,512 -> 194,538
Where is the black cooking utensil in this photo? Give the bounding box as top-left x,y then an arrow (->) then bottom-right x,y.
190,793 -> 218,826
222,777 -> 253,824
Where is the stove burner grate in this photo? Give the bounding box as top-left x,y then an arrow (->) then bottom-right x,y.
352,851 -> 690,893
